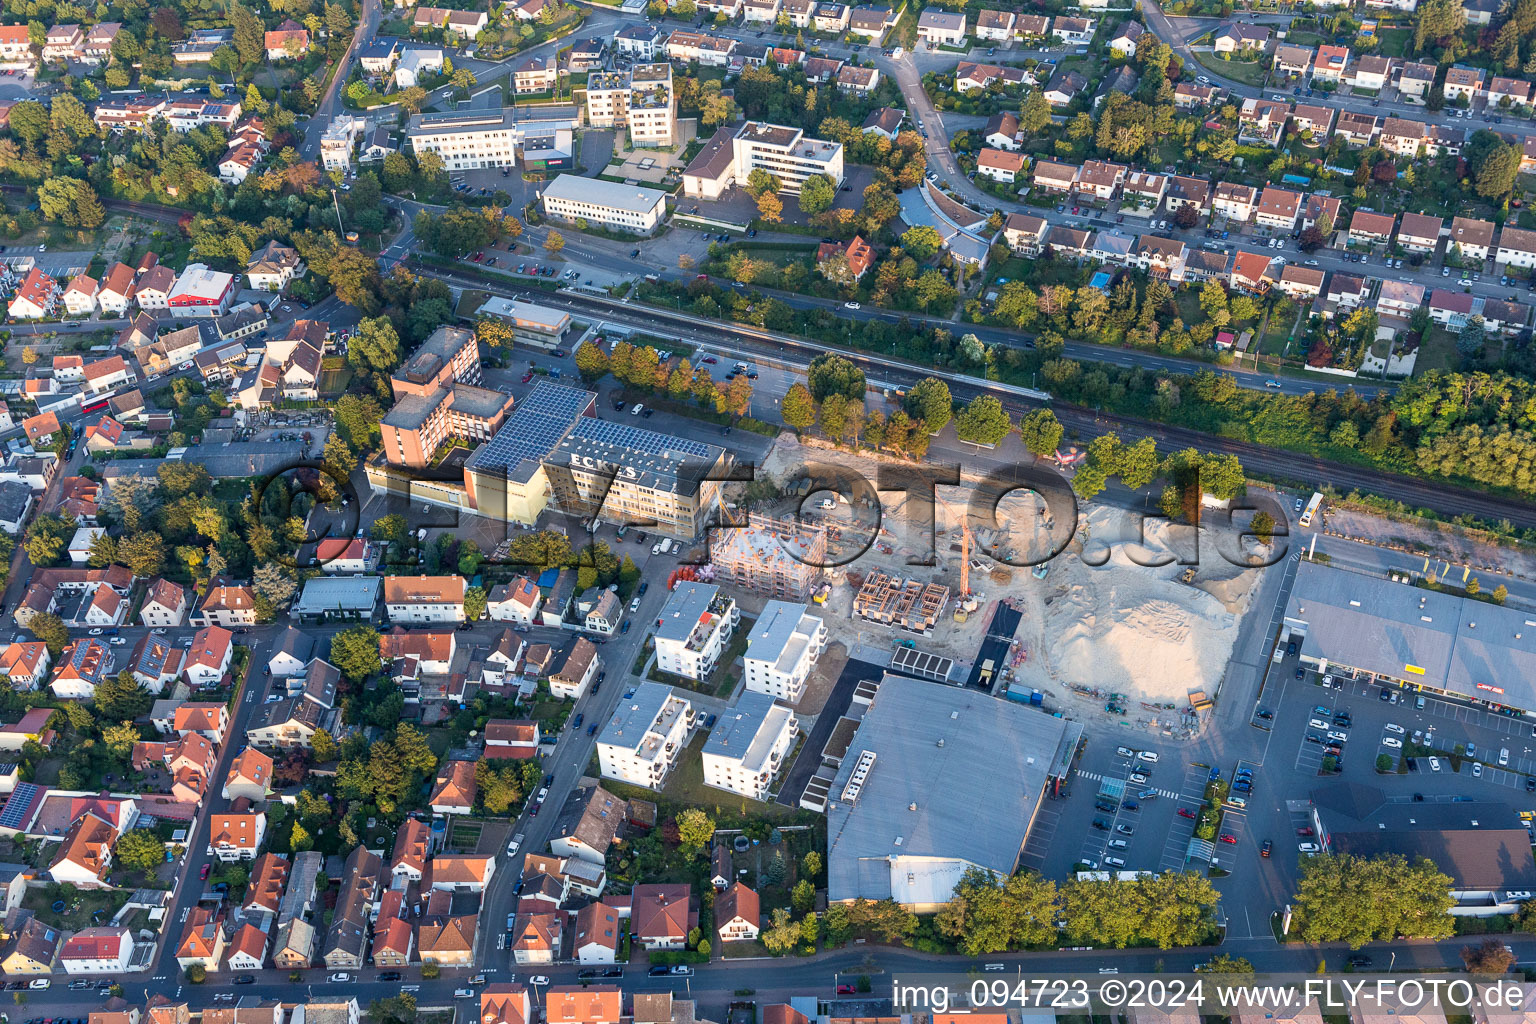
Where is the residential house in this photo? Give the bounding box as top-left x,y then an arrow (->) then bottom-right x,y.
1379,116 -> 1426,157
974,9 -> 1015,41
61,275 -> 98,317
1348,210 -> 1397,247
1276,265 -> 1326,301
1397,61 -> 1436,100
384,576 -> 466,624
1497,226 -> 1536,268
2,917 -> 61,974
1212,22 -> 1268,53
1312,44 -> 1349,81
264,19 -> 310,60
0,643 -> 49,692
225,923 -> 268,971
1109,21 -> 1144,57
1164,175 -> 1212,215
1032,159 -> 1079,193
1051,16 -> 1094,45
140,579 -> 188,627
223,748 -> 274,802
1488,76 -> 1532,108
916,8 -> 967,46
1449,217 -> 1495,261
1272,43 -> 1313,78
485,720 -> 540,760
1255,186 -> 1302,232
1212,181 -> 1258,222
246,242 -> 305,292
1041,68 -> 1085,107
48,812 -> 116,888
549,638 -> 599,700
1238,97 -> 1289,146
976,148 -> 1026,183
550,785 -> 626,867
1429,288 -> 1477,330
1442,64 -> 1485,103
715,882 -> 760,943
1376,279 -> 1426,318
631,883 -> 694,950
572,902 -> 621,964
430,760 -> 477,815
1348,54 -> 1393,91
7,268 -> 59,320
1075,159 -> 1127,201
59,926 -> 132,974
1396,212 -> 1443,253
1003,213 -> 1048,255
207,810 -> 265,861
1334,110 -> 1380,146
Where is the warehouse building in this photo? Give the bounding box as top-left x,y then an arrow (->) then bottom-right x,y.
826,675 -> 1079,911
1282,561 -> 1536,713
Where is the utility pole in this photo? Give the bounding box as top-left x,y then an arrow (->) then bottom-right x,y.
331,189 -> 345,237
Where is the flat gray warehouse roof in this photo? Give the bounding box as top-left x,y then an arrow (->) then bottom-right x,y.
825,674 -> 1072,909
1284,561 -> 1536,708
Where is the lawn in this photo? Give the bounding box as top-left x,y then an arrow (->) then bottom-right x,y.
318,358 -> 353,396
448,820 -> 483,852
1413,326 -> 1464,374
1191,51 -> 1268,88
23,885 -> 131,931
1376,28 -> 1412,57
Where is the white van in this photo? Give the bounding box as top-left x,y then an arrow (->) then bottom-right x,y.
1108,839 -> 1128,850
631,403 -> 644,415
1104,856 -> 1126,867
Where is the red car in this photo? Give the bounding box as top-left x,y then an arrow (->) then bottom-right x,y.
1219,834 -> 1238,845
199,863 -> 210,880
701,356 -> 718,364
1296,827 -> 1314,837
522,372 -> 534,383
1177,808 -> 1197,819
836,985 -> 856,995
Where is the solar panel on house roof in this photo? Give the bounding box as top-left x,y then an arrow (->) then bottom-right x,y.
0,782 -> 41,830
468,380 -> 591,472
566,417 -> 714,459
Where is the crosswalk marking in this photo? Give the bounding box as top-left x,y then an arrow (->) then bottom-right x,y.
1073,769 -> 1179,800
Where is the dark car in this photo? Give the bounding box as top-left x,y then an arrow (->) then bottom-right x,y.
1305,733 -> 1322,743
1528,776 -> 1536,792
1095,801 -> 1116,813
233,976 -> 255,985
1286,640 -> 1298,656
543,774 -> 554,788
1348,955 -> 1373,968
572,713 -> 584,729
552,349 -> 568,358
1091,819 -> 1110,831
634,531 -> 647,544
638,581 -> 649,595
379,972 -> 402,982
1122,800 -> 1139,811
1261,840 -> 1272,858
1379,688 -> 1392,702
649,967 -> 672,978
621,619 -> 631,633
587,723 -> 598,735
1256,708 -> 1273,719
704,713 -> 717,729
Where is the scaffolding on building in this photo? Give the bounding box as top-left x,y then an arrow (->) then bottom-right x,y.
708,512 -> 828,600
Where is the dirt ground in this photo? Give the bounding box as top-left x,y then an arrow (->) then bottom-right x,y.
745,439 -> 1268,717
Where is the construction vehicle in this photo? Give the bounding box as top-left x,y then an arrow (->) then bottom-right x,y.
1180,567 -> 1197,584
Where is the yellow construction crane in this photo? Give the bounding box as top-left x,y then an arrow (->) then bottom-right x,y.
936,493 -> 978,621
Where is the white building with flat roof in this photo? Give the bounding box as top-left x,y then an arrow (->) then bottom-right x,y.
742,601 -> 826,703
732,121 -> 844,193
652,582 -> 739,681
539,174 -> 669,234
701,691 -> 798,801
405,106 -> 581,171
596,681 -> 694,789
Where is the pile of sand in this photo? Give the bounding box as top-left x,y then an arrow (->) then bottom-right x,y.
1044,580 -> 1239,703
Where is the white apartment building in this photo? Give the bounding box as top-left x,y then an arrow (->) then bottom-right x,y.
585,64 -> 675,147
540,175 -> 668,234
383,576 -> 467,624
700,691 -> 798,801
320,115 -> 363,172
653,582 -> 739,681
685,121 -> 845,199
742,601 -> 826,703
596,681 -> 694,790
731,121 -> 844,193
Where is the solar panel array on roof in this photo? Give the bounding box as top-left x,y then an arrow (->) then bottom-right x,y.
468,380 -> 591,473
566,417 -> 714,459
0,782 -> 41,830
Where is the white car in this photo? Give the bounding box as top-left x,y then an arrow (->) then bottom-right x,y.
843,301 -> 861,310
1326,730 -> 1348,743
28,979 -> 49,990
629,596 -> 641,612
1137,750 -> 1158,763
1128,771 -> 1148,784
1116,746 -> 1134,757
1430,756 -> 1442,772
329,973 -> 351,983
88,627 -> 103,636
1473,763 -> 1483,777
109,637 -> 126,646
529,976 -> 550,986
1298,842 -> 1320,854
536,787 -> 549,802
1309,718 -> 1329,730
1384,723 -> 1405,734
1382,737 -> 1402,748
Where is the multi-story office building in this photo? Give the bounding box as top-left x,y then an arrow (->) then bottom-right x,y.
584,64 -> 676,147
742,601 -> 826,703
596,682 -> 694,789
472,297 -> 570,351
539,175 -> 668,234
701,691 -> 798,801
652,583 -> 739,681
542,417 -> 730,540
683,121 -> 844,198
380,326 -> 511,468
405,107 -> 581,171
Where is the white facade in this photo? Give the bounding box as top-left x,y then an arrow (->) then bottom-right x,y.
540,174 -> 668,234
742,601 -> 826,703
731,121 -> 845,193
596,681 -> 693,790
700,692 -> 798,801
653,583 -> 738,681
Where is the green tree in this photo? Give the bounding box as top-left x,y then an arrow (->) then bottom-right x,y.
113,829 -> 166,872
905,377 -> 952,433
1463,938 -> 1517,974
675,807 -> 715,853
798,173 -> 836,216
792,878 -> 816,913
1196,954 -> 1255,973
1292,852 -> 1455,948
323,434 -> 356,476
333,395 -> 385,450
30,613 -> 69,657
900,225 -> 944,261
807,353 -> 866,402
329,626 -> 383,681
95,670 -> 151,721
938,866 -> 1061,955
544,231 -> 565,255
575,341 -> 610,381
1251,510 -> 1276,544
781,383 -> 816,432
1017,409 -> 1064,457
348,317 -> 403,377
464,586 -> 487,622
954,396 -> 1011,446
1020,90 -> 1051,133
761,907 -> 799,953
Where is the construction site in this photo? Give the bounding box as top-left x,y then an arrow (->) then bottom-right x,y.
726,435 -> 1266,732
708,511 -> 830,601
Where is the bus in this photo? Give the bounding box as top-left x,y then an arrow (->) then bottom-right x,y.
1299,491 -> 1324,528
